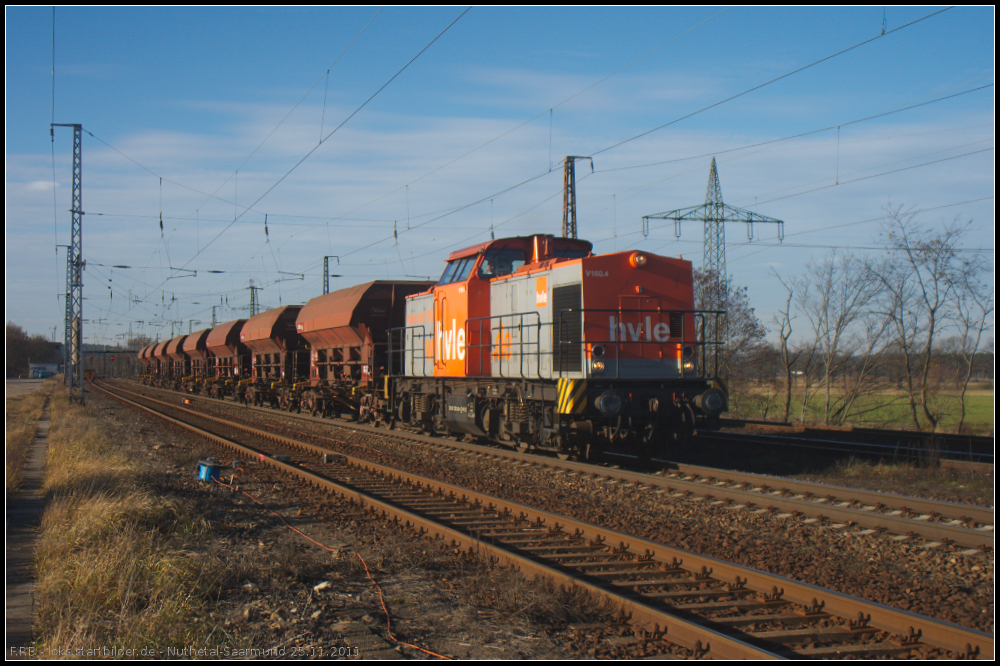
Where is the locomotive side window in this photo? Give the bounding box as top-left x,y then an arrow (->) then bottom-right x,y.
478,248 -> 526,279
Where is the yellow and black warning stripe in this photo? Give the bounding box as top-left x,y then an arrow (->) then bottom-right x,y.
557,378 -> 588,414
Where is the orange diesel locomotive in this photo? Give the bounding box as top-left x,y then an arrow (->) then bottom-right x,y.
390,234 -> 727,460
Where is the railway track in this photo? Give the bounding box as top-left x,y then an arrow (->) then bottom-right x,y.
95,380 -> 993,659
116,380 -> 994,551
719,419 -> 994,465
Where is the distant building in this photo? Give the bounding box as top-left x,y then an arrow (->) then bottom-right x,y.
28,362 -> 62,379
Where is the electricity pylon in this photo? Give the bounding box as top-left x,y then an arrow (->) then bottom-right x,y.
642,158 -> 785,351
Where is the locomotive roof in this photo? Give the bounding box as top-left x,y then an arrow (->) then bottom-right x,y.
446,235 -> 592,261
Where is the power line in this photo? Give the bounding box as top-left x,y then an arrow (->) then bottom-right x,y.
594,82 -> 993,174
97,9 -> 473,335
265,10 -> 730,251
588,7 -> 953,158
174,7 -> 471,278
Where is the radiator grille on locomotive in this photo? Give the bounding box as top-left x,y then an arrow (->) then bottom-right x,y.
552,283 -> 582,373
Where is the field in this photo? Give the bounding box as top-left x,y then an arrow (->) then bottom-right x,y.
729,384 -> 994,434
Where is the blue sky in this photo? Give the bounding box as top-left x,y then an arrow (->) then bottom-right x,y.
6,6 -> 994,346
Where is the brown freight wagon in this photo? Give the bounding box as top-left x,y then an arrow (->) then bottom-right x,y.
148,340 -> 171,386
204,319 -> 249,399
294,280 -> 433,419
163,335 -> 190,390
238,306 -> 306,408
181,329 -> 212,393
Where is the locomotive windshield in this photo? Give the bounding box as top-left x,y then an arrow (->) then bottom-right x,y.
437,257 -> 476,285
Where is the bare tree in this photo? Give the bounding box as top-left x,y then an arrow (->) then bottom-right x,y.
798,251 -> 885,425
692,270 -> 772,418
771,272 -> 801,422
953,269 -> 994,432
868,205 -> 989,432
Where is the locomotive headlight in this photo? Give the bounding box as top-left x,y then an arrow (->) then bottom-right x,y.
591,344 -> 605,359
682,360 -> 695,372
591,360 -> 606,374
629,252 -> 648,268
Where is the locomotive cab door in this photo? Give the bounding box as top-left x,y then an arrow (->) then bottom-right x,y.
432,255 -> 491,377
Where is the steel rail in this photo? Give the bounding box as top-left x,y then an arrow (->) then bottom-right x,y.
701,429 -> 993,464
719,419 -> 994,463
119,380 -> 995,548
96,381 -> 993,659
658,462 -> 995,530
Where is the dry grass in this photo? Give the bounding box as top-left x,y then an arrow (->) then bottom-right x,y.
33,390 -> 252,656
5,382 -> 51,495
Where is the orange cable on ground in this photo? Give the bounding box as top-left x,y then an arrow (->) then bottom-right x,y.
211,476 -> 451,659
353,550 -> 452,660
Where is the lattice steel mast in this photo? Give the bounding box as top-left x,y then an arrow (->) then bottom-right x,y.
703,157 -> 726,295
561,156 -> 592,239
642,158 -> 784,351
53,123 -> 85,403
249,279 -> 261,316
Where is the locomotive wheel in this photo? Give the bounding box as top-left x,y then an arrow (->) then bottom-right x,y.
396,393 -> 411,424
671,405 -> 696,445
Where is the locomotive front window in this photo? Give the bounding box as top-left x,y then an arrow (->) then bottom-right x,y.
453,257 -> 475,282
438,260 -> 459,285
438,257 -> 475,285
478,248 -> 526,279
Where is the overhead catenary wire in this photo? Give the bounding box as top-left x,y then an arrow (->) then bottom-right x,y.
172,7 -> 471,277
587,6 -> 953,159
97,8 -> 469,336
299,6 -> 962,269
80,82 -> 992,234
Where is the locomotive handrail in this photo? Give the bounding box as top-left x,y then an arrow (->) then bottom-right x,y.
387,324 -> 432,378
390,308 -> 725,383
465,311 -> 544,380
